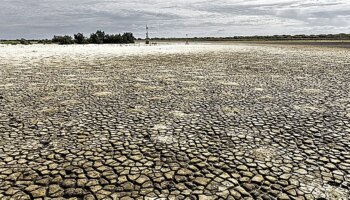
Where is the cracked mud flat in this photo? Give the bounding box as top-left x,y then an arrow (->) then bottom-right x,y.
0,43 -> 350,200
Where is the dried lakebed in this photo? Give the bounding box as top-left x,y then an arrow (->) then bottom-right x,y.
0,44 -> 350,200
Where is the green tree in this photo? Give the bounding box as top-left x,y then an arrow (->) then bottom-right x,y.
89,30 -> 105,44
74,33 -> 87,44
52,35 -> 74,45
20,38 -> 30,45
121,32 -> 135,43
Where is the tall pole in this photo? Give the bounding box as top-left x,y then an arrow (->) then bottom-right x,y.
146,25 -> 150,45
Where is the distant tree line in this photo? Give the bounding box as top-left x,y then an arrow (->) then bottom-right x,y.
152,33 -> 350,41
52,30 -> 135,45
1,33 -> 349,45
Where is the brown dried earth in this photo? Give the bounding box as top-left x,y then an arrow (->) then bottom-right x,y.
0,43 -> 349,199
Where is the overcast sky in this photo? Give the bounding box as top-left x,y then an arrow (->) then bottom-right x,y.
0,0 -> 349,39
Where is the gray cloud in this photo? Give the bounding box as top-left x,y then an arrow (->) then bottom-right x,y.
0,0 -> 349,39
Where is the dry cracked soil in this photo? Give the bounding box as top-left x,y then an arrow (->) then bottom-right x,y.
0,43 -> 350,200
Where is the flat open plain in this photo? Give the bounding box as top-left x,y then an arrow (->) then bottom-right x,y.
0,43 -> 350,200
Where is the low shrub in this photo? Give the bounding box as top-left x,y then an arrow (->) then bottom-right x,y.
52,35 -> 74,45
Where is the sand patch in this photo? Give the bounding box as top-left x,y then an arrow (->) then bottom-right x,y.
93,82 -> 109,86
156,74 -> 175,79
156,78 -> 171,85
300,180 -> 349,200
153,135 -> 177,144
222,107 -> 240,115
164,78 -> 177,82
303,88 -> 322,93
195,76 -> 206,79
159,69 -> 173,73
183,87 -> 199,92
145,86 -> 162,90
60,100 -> 81,105
61,90 -> 75,95
149,96 -> 168,101
250,147 -> 277,161
336,98 -> 350,103
85,77 -> 103,81
28,83 -> 40,87
19,67 -> 32,70
128,106 -> 147,114
296,76 -> 307,80
182,81 -> 198,84
170,111 -> 189,118
41,96 -> 54,101
139,85 -> 162,91
41,107 -> 59,114
152,124 -> 167,130
93,92 -> 112,97
128,108 -> 146,114
258,95 -> 274,100
67,78 -> 78,82
135,78 -> 148,83
220,91 -> 236,97
217,81 -> 239,86
63,74 -> 76,78
294,104 -> 325,112
0,83 -> 14,88
60,83 -> 75,87
271,75 -> 281,78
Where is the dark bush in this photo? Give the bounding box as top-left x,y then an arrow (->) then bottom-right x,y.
89,30 -> 105,44
122,32 -> 135,43
104,34 -> 123,43
50,30 -> 136,45
88,30 -> 135,44
96,30 -> 105,41
38,39 -> 52,44
89,33 -> 101,44
74,33 -> 88,44
20,38 -> 31,45
52,35 -> 74,45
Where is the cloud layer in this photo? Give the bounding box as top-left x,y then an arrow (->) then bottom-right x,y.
0,0 -> 349,39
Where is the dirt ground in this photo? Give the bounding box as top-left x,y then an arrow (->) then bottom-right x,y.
0,43 -> 349,199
